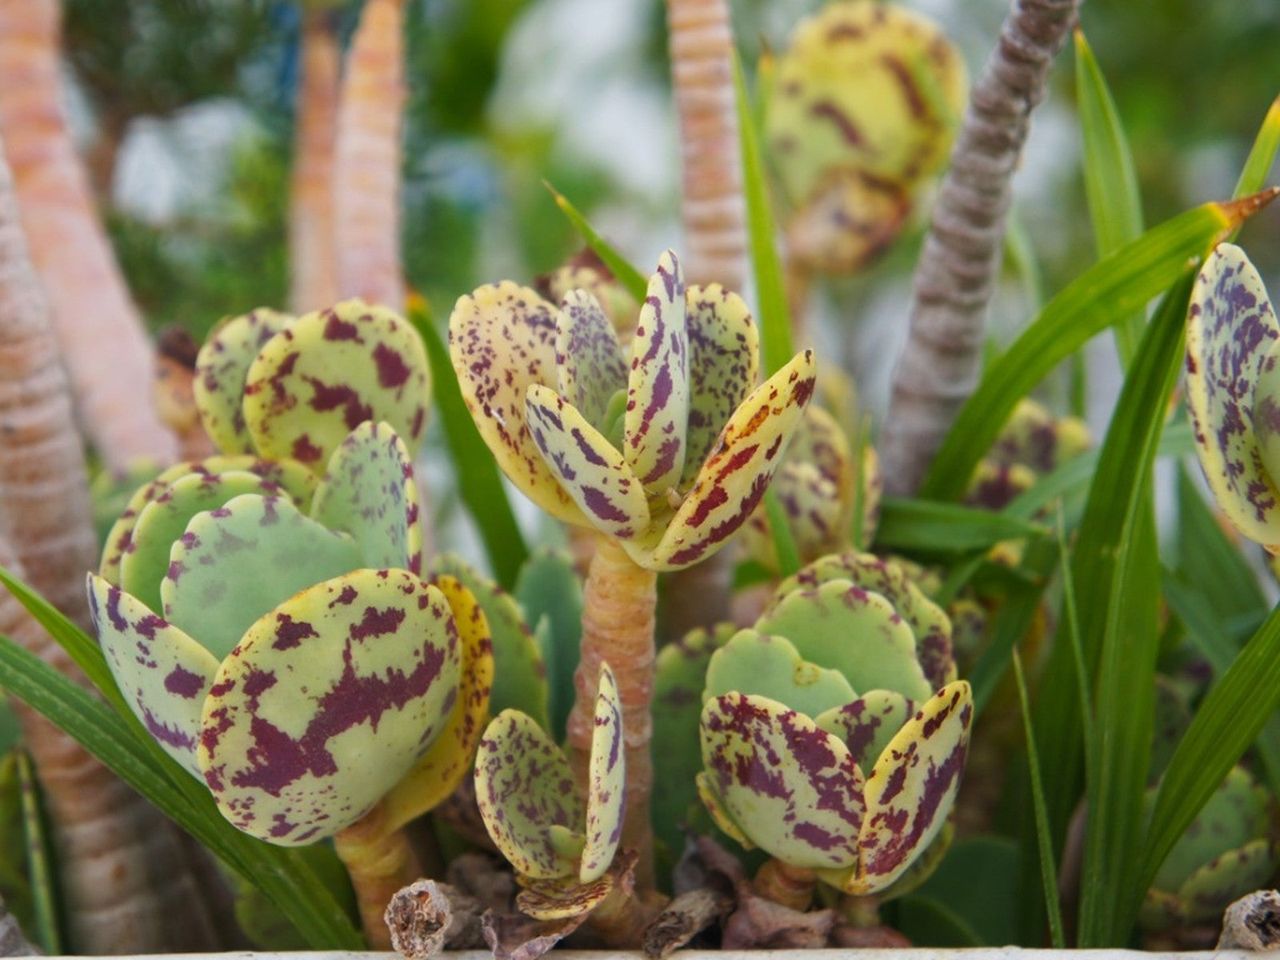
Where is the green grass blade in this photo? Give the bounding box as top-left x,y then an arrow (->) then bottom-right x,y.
732,50 -> 793,377
1233,94 -> 1280,201
1138,600 -> 1280,905
1011,649 -> 1065,949
1075,30 -> 1144,367
1174,466 -> 1267,624
762,489 -> 800,577
875,498 -> 1045,554
16,752 -> 59,954
0,637 -> 364,948
918,198 -> 1258,502
544,183 -> 647,300
412,305 -> 529,589
1026,270 -> 1193,945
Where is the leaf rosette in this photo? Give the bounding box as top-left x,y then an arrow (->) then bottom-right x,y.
449,250 -> 817,571
696,551 -> 971,894
88,421 -> 492,846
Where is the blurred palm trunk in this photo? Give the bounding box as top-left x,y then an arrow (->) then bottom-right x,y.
289,7 -> 340,314
0,132 -> 217,953
0,0 -> 177,471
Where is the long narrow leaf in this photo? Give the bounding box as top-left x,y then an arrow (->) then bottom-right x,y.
731,50 -> 793,377
919,192 -> 1275,502
16,753 -> 58,954
545,183 -> 647,300
0,638 -> 364,948
1233,94 -> 1280,202
412,305 -> 529,589
875,498 -> 1045,554
1075,30 -> 1144,366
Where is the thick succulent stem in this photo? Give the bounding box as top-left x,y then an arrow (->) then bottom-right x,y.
878,0 -> 1081,496
0,0 -> 177,470
334,0 -> 406,312
0,131 -> 217,954
753,859 -> 816,913
567,535 -> 658,889
334,800 -> 423,950
586,883 -> 666,948
289,7 -> 340,314
666,0 -> 747,291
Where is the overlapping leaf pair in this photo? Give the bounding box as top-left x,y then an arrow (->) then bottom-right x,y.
475,665 -> 626,919
88,421 -> 492,846
767,0 -> 966,274
450,250 -> 816,570
697,552 -> 971,895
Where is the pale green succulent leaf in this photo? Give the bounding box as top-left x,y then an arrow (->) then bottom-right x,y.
243,300 -> 431,469
526,384 -> 650,540
847,680 -> 972,894
312,421 -> 424,575
195,308 -> 295,454
1175,837 -> 1278,925
87,573 -> 218,778
703,629 -> 856,717
700,692 -> 864,869
449,282 -> 582,524
555,290 -> 628,427
647,350 -> 817,570
581,663 -> 624,883
694,770 -> 754,849
475,709 -> 583,880
1185,243 -> 1280,547
162,494 -> 362,660
197,569 -> 460,845
816,689 -> 915,776
623,251 -> 689,498
681,284 -> 760,486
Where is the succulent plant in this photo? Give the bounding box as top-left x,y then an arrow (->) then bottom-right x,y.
537,251 -> 641,343
194,301 -> 431,470
475,663 -> 626,918
1140,766 -> 1279,930
87,421 -> 491,845
741,406 -> 881,570
965,398 -> 1091,511
1186,243 -> 1280,549
449,249 -> 816,572
766,0 -> 966,274
697,551 -> 970,895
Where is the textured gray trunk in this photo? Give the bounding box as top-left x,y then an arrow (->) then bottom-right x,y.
879,0 -> 1082,496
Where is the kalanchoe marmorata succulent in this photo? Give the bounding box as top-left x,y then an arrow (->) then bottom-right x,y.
87,421 -> 492,844
741,406 -> 882,570
1185,243 -> 1280,549
697,551 -> 971,895
194,300 -> 431,470
767,0 -> 966,274
1140,766 -> 1279,931
537,250 -> 641,344
965,397 -> 1090,511
449,250 -> 817,571
475,663 -> 626,919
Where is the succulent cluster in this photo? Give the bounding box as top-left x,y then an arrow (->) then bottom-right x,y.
965,398 -> 1091,511
450,250 -> 817,570
697,551 -> 971,894
767,0 -> 966,274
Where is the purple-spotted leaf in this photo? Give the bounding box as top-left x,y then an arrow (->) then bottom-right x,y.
775,552 -> 955,690
846,680 -> 972,894
243,300 -> 431,469
450,283 -> 581,524
197,569 -> 460,845
120,470 -> 283,615
785,171 -> 912,275
525,385 -> 649,540
580,663 -> 623,883
623,251 -> 689,498
87,574 -> 218,777
195,308 -> 295,454
699,692 -> 864,870
694,770 -> 753,849
648,350 -> 817,570
756,580 -> 933,703
204,455 -> 320,508
312,421 -> 424,574
516,871 -> 615,921
815,689 -> 914,776
383,574 -> 495,831
1186,243 -> 1280,548
681,284 -> 760,484
555,290 -> 628,426
162,494 -> 362,659
703,629 -> 856,719
475,710 -> 584,880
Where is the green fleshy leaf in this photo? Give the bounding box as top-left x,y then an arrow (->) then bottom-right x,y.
704,629 -> 856,718
195,308 -> 295,454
